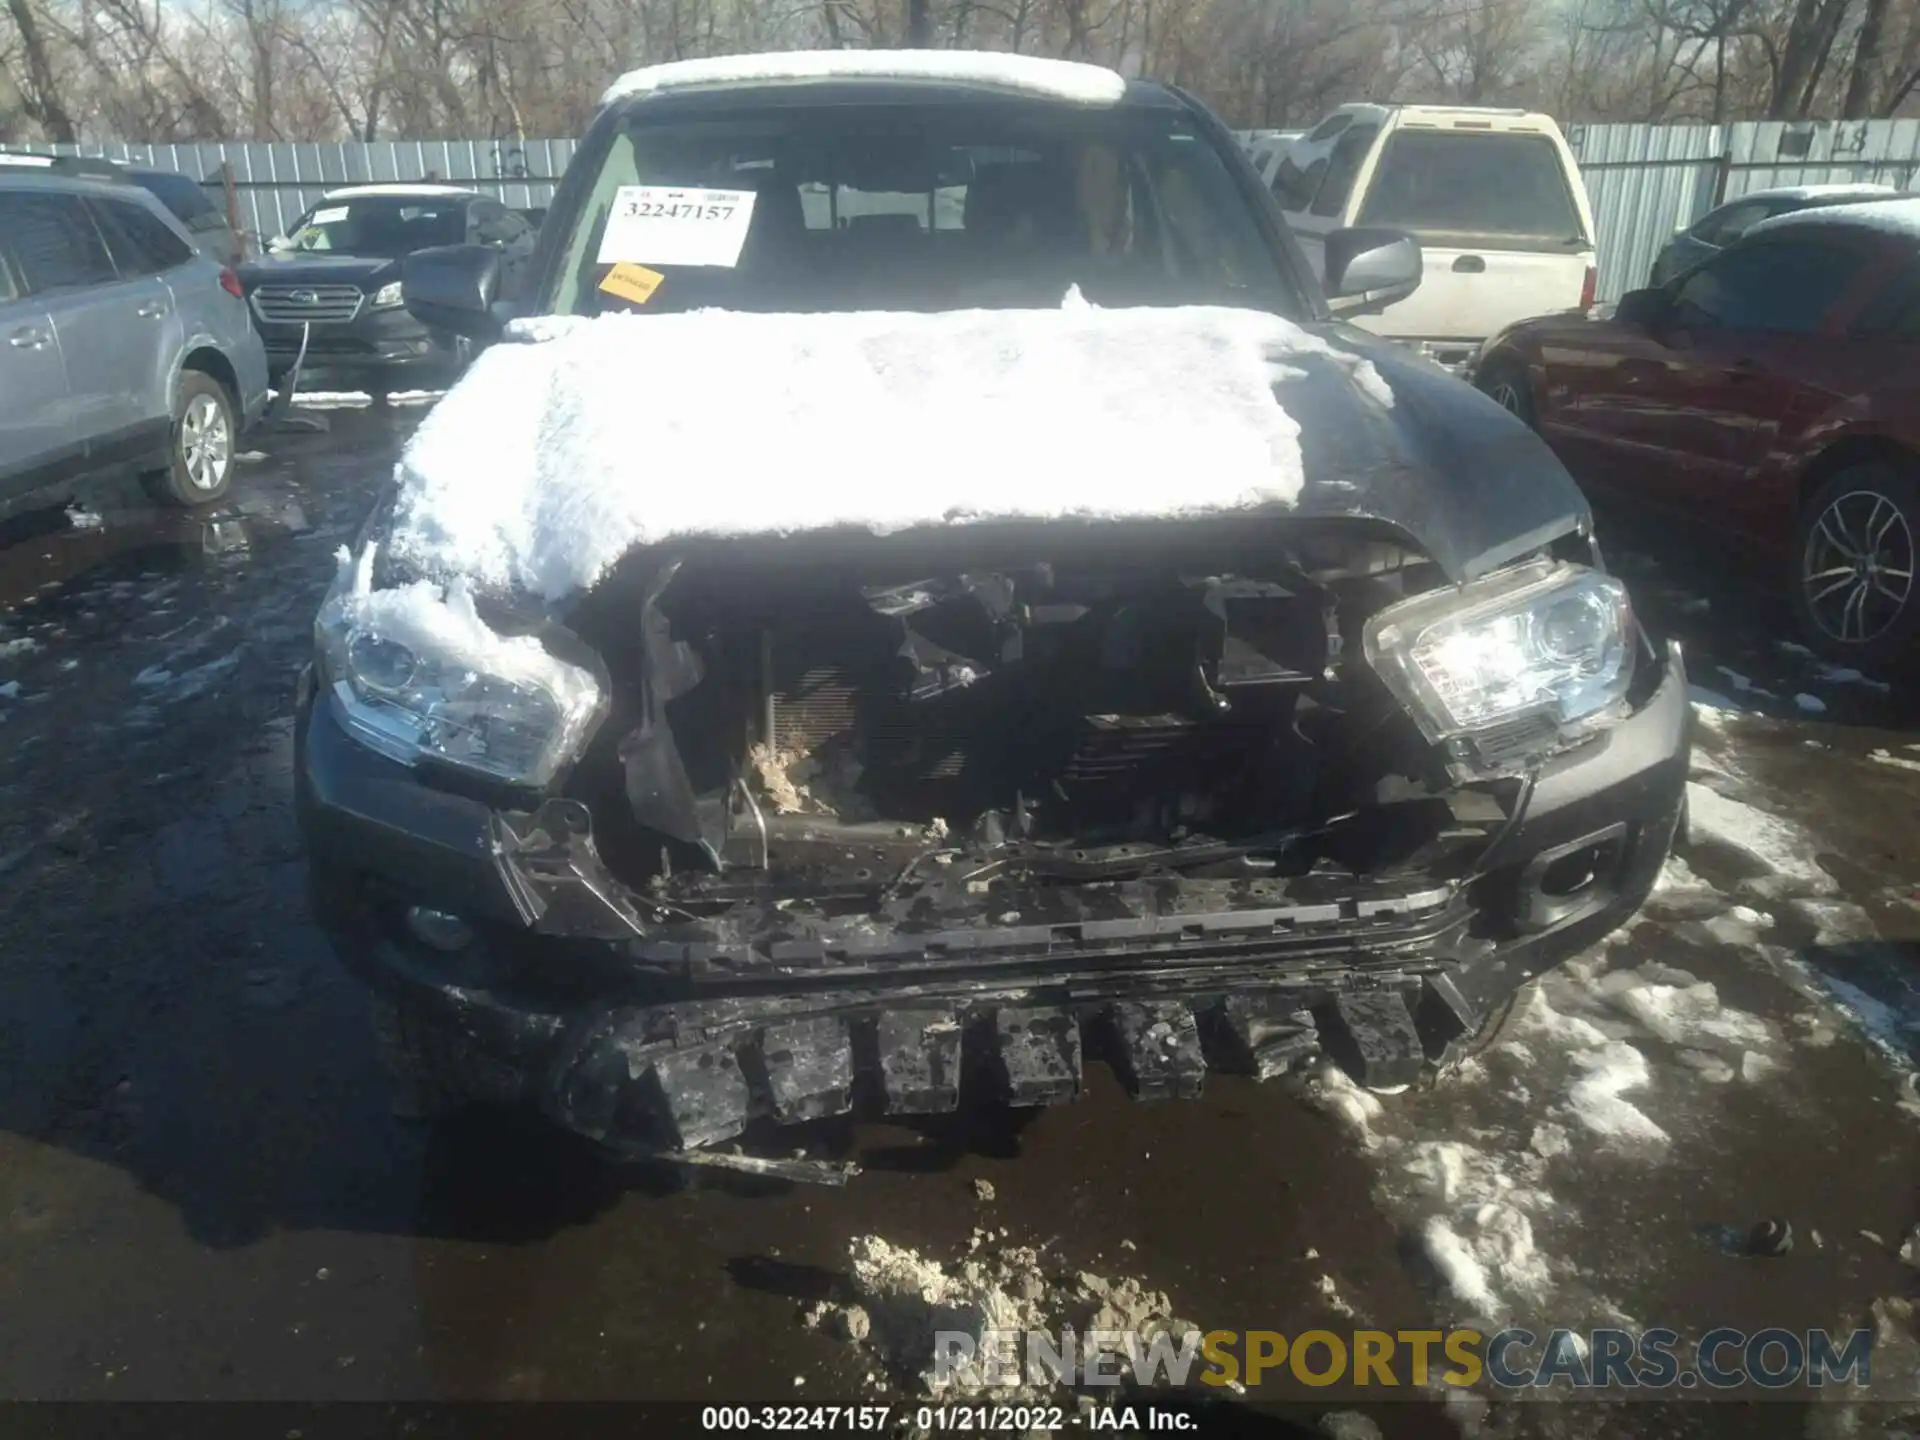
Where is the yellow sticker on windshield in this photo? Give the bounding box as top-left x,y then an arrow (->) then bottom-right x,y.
599,262 -> 664,305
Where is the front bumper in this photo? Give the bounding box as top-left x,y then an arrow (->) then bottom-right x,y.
253,304 -> 463,384
296,641 -> 1691,1155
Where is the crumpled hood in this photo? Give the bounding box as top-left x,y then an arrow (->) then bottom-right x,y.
382,303 -> 1588,603
1283,328 -> 1590,582
237,252 -> 399,290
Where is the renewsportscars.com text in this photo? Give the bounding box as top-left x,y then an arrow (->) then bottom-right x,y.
934,1326 -> 1875,1391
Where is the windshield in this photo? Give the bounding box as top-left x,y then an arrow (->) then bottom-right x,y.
548,103 -> 1299,317
1356,131 -> 1586,246
285,196 -> 467,257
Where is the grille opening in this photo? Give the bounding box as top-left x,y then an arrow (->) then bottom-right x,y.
561,531 -> 1475,894
251,283 -> 365,325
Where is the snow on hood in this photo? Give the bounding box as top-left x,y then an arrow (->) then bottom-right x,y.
387,298 -> 1390,602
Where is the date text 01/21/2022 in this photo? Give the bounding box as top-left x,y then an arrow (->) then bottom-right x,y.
698,1405 -> 1116,1432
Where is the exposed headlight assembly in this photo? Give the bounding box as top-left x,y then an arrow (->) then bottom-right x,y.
1364,560 -> 1634,757
369,280 -> 404,309
315,544 -> 602,788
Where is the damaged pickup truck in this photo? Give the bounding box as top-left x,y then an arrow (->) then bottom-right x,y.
295,50 -> 1691,1177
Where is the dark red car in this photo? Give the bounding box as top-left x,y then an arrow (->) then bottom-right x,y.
1472,199 -> 1920,667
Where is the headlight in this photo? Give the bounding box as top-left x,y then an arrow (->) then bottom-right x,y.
316,545 -> 601,787
1363,560 -> 1634,748
369,280 -> 404,309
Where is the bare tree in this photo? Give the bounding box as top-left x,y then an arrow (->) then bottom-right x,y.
2,0 -> 1916,147
4,0 -> 77,138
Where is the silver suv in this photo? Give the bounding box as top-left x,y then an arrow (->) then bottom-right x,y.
0,170 -> 269,509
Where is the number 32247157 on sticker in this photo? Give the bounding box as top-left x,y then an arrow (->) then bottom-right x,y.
596,184 -> 758,269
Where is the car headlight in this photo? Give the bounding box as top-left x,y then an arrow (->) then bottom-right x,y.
1363,560 -> 1634,748
369,280 -> 404,309
316,544 -> 602,788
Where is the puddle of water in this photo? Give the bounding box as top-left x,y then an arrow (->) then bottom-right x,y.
0,490 -> 316,612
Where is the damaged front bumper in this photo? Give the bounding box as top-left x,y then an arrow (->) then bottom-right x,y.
296,640 -> 1690,1161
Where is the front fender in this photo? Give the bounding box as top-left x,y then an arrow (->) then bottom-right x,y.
1759,402 -> 1920,551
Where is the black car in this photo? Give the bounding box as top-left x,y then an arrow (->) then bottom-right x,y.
237,184 -> 536,396
1647,182 -> 1897,286
124,167 -> 245,268
295,53 -> 1689,1174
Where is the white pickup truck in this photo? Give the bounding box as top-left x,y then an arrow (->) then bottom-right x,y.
1271,104 -> 1599,374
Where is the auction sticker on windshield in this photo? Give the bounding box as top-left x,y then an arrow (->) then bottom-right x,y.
597,185 -> 758,268
599,261 -> 665,305
309,205 -> 350,225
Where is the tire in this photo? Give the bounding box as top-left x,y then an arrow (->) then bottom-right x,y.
144,370 -> 236,507
1477,356 -> 1534,427
1789,461 -> 1920,670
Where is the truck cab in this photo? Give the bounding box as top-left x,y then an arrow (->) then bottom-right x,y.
1273,103 -> 1598,374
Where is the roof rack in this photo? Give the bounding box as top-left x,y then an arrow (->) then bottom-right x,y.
0,152 -> 128,180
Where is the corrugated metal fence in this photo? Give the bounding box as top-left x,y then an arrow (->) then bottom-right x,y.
0,138 -> 578,247
9,122 -> 1920,300
1568,120 -> 1920,300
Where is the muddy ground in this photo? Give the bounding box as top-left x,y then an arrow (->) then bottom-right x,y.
0,404 -> 1917,1438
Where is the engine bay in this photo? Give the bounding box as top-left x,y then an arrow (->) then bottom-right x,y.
549,523 -> 1518,905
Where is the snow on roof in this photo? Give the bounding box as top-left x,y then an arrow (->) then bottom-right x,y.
1740,182 -> 1897,202
387,298 -> 1380,602
1748,195 -> 1920,243
601,49 -> 1128,109
321,183 -> 481,201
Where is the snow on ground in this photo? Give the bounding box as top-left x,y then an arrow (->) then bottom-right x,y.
1814,662 -> 1893,693
390,302 -> 1391,601
1714,664 -> 1777,700
1653,853 -> 1720,902
1307,938 -> 1802,1336
1684,780 -> 1837,895
1687,687 -> 1753,724
1310,1061 -> 1560,1329
130,650 -> 241,702
288,390 -> 442,409
1301,728 -> 1920,1356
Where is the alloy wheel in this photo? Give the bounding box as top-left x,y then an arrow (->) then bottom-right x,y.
1801,487 -> 1915,645
181,393 -> 232,492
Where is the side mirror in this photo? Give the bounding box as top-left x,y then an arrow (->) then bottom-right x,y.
1323,226 -> 1422,318
403,244 -> 505,339
1614,287 -> 1670,329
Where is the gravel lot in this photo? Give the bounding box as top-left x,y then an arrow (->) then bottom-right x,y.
1,403 -> 1917,1438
